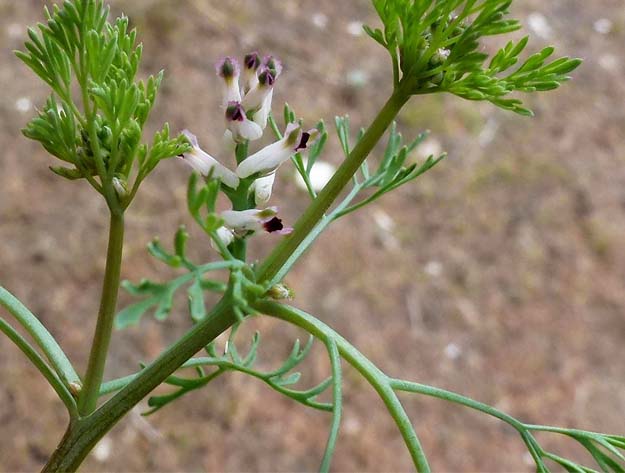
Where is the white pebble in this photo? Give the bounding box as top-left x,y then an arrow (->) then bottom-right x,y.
424,260 -> 443,278
347,21 -> 364,37
343,416 -> 362,435
598,54 -> 620,72
373,210 -> 396,233
527,12 -> 553,40
346,69 -> 370,88
594,18 -> 613,35
15,97 -> 33,113
478,118 -> 499,147
93,437 -> 112,463
444,343 -> 462,361
311,13 -> 328,30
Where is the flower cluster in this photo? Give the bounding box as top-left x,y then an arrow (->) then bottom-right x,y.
180,53 -> 319,249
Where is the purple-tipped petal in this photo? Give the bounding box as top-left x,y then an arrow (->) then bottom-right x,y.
216,57 -> 240,79
263,55 -> 283,77
225,102 -> 246,122
244,52 -> 262,71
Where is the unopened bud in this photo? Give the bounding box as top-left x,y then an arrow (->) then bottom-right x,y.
267,283 -> 294,300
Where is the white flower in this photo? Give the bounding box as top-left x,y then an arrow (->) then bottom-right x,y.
216,57 -> 242,107
251,173 -> 276,205
242,57 -> 282,112
243,52 -> 262,94
180,130 -> 240,189
221,207 -> 292,235
225,102 -> 263,143
236,123 -> 319,179
252,88 -> 273,130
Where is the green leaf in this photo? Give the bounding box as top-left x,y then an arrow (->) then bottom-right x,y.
187,279 -> 207,322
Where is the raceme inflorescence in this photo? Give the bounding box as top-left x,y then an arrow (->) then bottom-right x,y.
1,1 -> 623,472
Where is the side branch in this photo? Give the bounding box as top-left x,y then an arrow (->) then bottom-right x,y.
0,286 -> 80,387
253,300 -> 431,473
0,318 -> 77,417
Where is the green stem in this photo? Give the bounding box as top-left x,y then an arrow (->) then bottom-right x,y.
43,298 -> 237,472
256,89 -> 410,284
0,287 -> 81,387
388,380 -> 546,467
78,211 -> 125,416
320,338 -> 342,473
44,90 -> 411,470
254,301 -> 431,473
0,318 -> 78,417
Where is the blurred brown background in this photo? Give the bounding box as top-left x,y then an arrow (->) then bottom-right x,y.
1,0 -> 624,471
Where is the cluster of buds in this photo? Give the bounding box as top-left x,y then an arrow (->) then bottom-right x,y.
180,53 -> 320,250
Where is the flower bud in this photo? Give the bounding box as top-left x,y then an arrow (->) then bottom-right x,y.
243,51 -> 262,93
216,57 -> 242,106
267,283 -> 294,300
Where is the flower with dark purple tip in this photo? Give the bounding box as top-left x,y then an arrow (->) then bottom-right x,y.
216,57 -> 242,106
243,52 -> 262,93
225,101 -> 263,143
220,207 -> 293,236
242,59 -> 282,113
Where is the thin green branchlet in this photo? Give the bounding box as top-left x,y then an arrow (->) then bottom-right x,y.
3,1 -> 621,472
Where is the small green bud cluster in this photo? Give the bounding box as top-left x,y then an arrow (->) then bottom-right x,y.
365,0 -> 581,115
16,0 -> 189,210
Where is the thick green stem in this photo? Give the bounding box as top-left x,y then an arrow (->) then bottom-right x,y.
43,299 -> 237,472
44,90 -> 410,471
256,89 -> 410,284
78,211 -> 125,416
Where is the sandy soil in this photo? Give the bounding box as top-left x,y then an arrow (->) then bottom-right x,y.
1,0 -> 624,471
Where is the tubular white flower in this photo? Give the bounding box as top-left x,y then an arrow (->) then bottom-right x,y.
242,57 -> 282,112
216,57 -> 242,107
252,88 -> 273,129
220,207 -> 292,235
243,52 -> 261,94
225,102 -> 263,143
236,123 -> 319,179
180,130 -> 240,189
251,172 -> 276,205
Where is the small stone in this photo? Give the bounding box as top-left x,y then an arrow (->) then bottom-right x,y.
424,260 -> 443,278
347,21 -> 363,37
311,13 -> 328,30
93,437 -> 112,463
15,97 -> 33,113
444,343 -> 462,361
527,12 -> 553,40
346,69 -> 370,88
598,54 -> 620,72
594,18 -> 613,35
